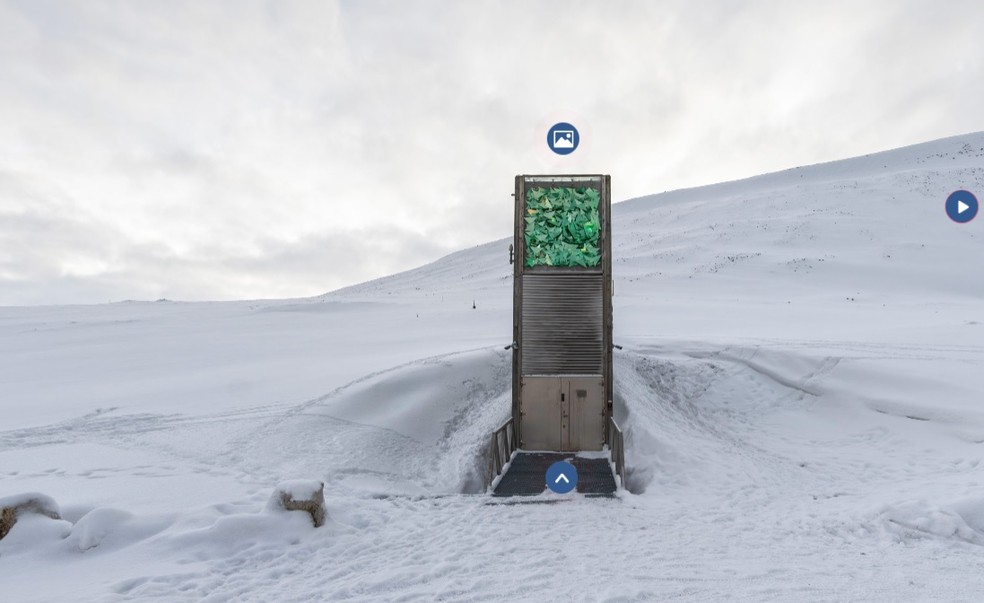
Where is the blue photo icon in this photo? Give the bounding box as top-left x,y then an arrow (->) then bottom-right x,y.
547,122 -> 579,155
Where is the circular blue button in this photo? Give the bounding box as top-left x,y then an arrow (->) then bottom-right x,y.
545,460 -> 577,494
945,190 -> 978,224
547,122 -> 579,155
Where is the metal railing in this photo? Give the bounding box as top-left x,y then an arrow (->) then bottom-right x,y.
487,419 -> 516,487
608,417 -> 625,484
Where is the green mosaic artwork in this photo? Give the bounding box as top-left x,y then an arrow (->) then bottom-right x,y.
524,186 -> 601,268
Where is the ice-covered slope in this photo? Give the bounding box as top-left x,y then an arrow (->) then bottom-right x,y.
2,133 -> 984,602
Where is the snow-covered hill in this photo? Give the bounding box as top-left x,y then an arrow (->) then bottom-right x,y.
2,133 -> 984,602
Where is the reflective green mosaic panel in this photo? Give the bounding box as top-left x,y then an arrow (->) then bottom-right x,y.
524,187 -> 601,268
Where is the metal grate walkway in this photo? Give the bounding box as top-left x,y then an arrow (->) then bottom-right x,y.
491,452 -> 617,497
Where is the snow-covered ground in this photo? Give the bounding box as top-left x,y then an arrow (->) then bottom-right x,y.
2,132 -> 984,602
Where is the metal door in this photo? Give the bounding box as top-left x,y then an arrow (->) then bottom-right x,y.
566,376 -> 605,450
520,376 -> 562,451
521,376 -> 605,451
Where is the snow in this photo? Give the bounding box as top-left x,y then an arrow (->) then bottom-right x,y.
2,132 -> 984,601
64,507 -> 159,553
270,480 -> 323,504
0,492 -> 60,516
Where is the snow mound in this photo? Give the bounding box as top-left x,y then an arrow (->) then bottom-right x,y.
164,507 -> 320,561
884,498 -> 984,545
234,348 -> 511,496
64,507 -> 171,553
0,513 -> 72,554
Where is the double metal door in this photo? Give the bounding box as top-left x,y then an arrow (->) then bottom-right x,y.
519,376 -> 605,451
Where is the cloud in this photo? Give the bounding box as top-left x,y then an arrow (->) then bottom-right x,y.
0,168 -> 449,304
1,0 -> 983,304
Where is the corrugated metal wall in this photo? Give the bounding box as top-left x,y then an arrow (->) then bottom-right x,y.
520,273 -> 604,375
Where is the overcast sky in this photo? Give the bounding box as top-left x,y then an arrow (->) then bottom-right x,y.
1,0 -> 982,305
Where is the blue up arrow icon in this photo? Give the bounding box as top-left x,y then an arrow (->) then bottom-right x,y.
546,460 -> 578,494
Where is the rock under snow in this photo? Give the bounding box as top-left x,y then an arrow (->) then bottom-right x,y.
0,492 -> 62,541
267,480 -> 327,528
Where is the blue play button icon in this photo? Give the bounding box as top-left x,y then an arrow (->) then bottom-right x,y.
545,460 -> 578,494
946,190 -> 978,224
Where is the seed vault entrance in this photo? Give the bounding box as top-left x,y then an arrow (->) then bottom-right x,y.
487,174 -> 623,495
511,175 -> 613,452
